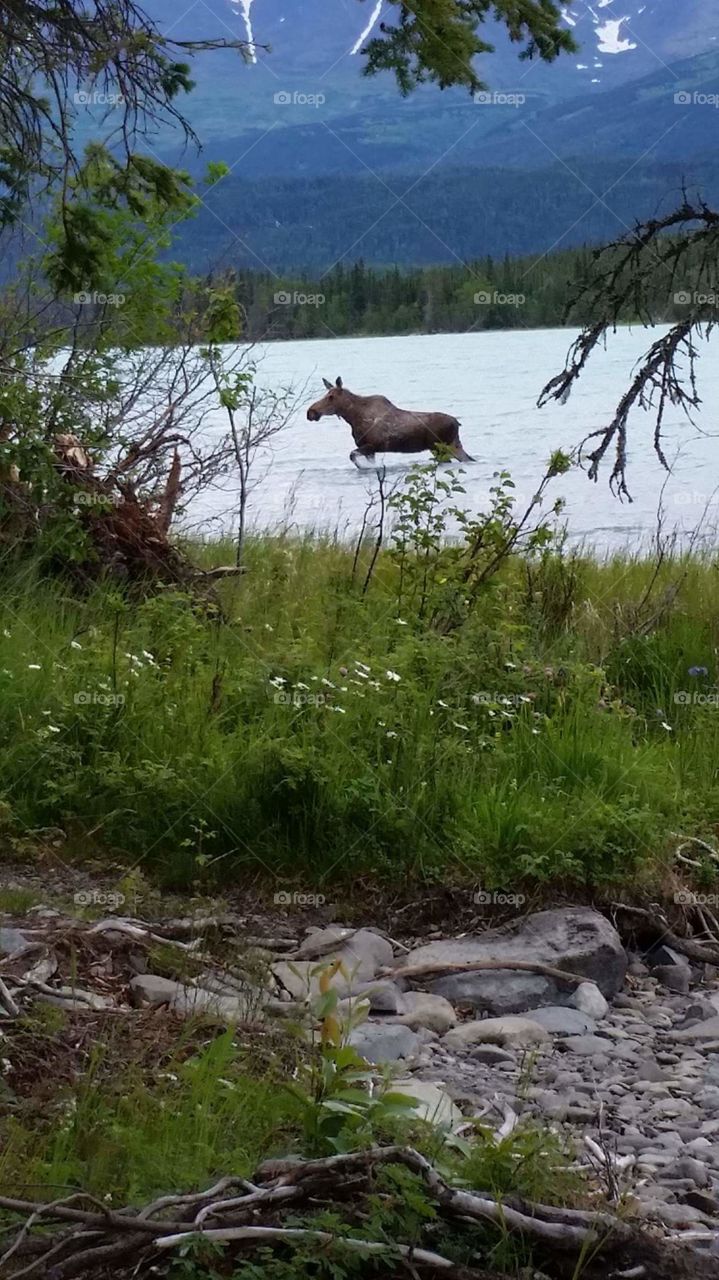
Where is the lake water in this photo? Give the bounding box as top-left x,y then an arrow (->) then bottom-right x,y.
191,326 -> 719,553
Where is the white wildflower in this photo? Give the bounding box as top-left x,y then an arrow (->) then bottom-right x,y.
385,669 -> 401,683
70,640 -> 82,651
28,664 -> 41,670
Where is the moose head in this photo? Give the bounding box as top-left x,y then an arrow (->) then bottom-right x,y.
306,377 -> 347,421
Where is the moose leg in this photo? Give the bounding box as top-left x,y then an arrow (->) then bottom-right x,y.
350,449 -> 375,469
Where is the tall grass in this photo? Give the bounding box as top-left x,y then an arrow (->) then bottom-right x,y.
1,535 -> 718,891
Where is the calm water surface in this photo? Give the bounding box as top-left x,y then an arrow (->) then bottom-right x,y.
191,327 -> 719,553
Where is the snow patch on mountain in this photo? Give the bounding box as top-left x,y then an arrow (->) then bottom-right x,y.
350,0 -> 383,55
596,16 -> 637,54
231,0 -> 257,62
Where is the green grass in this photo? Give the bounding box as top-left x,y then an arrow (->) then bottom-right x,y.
0,1026 -> 304,1203
1,534 -> 718,893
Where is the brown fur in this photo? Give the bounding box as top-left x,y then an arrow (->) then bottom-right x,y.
306,377 -> 474,468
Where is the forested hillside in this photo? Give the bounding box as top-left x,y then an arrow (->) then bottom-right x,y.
174,159 -> 719,273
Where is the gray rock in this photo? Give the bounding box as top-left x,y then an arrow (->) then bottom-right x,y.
130,974 -> 184,1007
349,1023 -> 420,1063
356,981 -> 406,1014
469,1045 -> 515,1065
648,944 -> 691,969
293,927 -> 394,978
642,1201 -> 709,1228
171,987 -> 259,1021
672,1016 -> 719,1042
391,1078 -> 461,1127
403,908 -> 626,1016
273,931 -> 394,1001
705,1057 -> 719,1086
559,1034 -> 614,1056
398,991 -> 457,1033
570,982 -> 608,1019
635,1057 -> 667,1083
528,1006 -> 596,1035
444,1016 -> 549,1050
667,1157 -> 712,1187
0,927 -> 29,956
652,965 -> 690,994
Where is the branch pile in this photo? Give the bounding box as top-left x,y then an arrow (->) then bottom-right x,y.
0,1146 -> 716,1280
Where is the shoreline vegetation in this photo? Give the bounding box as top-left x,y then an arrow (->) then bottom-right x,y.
3,519 -> 719,898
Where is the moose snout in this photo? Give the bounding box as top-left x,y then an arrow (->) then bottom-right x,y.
307,409 -> 320,421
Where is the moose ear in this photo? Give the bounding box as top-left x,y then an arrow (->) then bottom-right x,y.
322,377 -> 333,390
335,377 -> 343,388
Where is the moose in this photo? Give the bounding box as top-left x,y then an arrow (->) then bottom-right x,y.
306,377 -> 474,468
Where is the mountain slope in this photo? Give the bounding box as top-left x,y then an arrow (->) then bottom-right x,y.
152,0 -> 719,162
